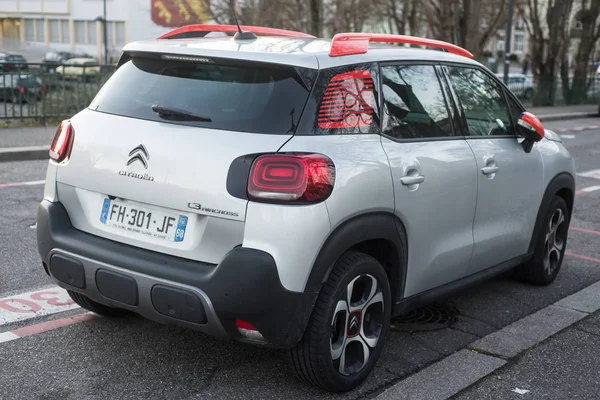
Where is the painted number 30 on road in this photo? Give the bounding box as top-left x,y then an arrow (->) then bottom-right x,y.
0,288 -> 79,326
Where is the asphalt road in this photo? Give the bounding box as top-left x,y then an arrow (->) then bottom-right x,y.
0,119 -> 599,399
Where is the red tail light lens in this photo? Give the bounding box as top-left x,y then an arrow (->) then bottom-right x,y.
16,86 -> 25,94
49,121 -> 75,163
248,154 -> 335,203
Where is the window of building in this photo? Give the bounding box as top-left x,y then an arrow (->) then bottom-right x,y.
36,19 -> 45,42
74,21 -> 85,44
514,33 -> 524,53
24,19 -> 34,41
106,22 -> 115,47
61,20 -> 70,43
115,22 -> 126,46
87,21 -> 97,44
49,20 -> 59,43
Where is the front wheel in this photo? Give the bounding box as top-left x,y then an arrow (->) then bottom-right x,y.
290,252 -> 391,392
514,196 -> 570,285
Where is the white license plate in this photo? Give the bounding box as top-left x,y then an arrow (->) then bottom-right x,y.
99,198 -> 187,242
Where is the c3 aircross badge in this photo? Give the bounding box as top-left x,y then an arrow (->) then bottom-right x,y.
118,144 -> 155,181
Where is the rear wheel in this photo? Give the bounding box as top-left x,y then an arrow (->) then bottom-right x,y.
67,290 -> 129,317
290,252 -> 391,392
514,196 -> 570,285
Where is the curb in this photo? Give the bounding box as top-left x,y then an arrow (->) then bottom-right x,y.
538,112 -> 598,122
0,146 -> 49,163
375,280 -> 600,400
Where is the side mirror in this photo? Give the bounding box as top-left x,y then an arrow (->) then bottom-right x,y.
517,112 -> 545,142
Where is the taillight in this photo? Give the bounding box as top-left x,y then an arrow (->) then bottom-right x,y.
16,86 -> 25,94
247,153 -> 335,203
49,121 -> 75,163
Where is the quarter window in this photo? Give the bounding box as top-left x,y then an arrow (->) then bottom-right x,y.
446,67 -> 514,136
381,64 -> 454,139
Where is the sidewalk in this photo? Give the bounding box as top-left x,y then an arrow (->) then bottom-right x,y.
376,281 -> 600,400
529,104 -> 598,121
453,311 -> 600,399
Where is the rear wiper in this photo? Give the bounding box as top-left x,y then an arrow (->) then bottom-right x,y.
151,105 -> 212,122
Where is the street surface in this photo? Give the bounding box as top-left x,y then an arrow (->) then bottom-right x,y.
0,118 -> 599,399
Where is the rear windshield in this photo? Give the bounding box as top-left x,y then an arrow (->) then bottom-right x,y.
90,56 -> 311,134
18,76 -> 42,86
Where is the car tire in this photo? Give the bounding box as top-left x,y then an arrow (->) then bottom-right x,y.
289,251 -> 391,393
67,290 -> 129,317
514,196 -> 570,285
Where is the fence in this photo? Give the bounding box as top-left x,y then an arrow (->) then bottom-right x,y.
1,63 -> 599,121
503,75 -> 600,107
0,63 -> 116,121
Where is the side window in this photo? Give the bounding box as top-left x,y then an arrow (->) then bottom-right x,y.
297,62 -> 381,135
381,64 -> 454,139
446,67 -> 514,137
506,91 -> 524,126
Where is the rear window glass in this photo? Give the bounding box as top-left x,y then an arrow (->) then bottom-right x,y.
90,56 -> 311,134
18,76 -> 42,86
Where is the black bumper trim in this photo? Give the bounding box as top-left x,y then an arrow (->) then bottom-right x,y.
37,200 -> 317,348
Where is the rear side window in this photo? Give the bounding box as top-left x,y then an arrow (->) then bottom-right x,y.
296,63 -> 381,135
381,64 -> 455,139
90,56 -> 311,134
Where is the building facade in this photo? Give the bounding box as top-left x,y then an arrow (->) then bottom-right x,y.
0,0 -> 211,63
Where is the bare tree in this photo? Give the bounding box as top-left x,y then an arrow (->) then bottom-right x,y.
520,0 -> 575,106
561,0 -> 600,104
422,0 -> 509,59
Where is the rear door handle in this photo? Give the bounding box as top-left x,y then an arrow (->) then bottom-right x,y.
400,175 -> 425,185
481,166 -> 499,175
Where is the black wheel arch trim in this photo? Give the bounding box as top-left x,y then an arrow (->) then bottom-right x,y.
305,211 -> 408,303
527,172 -> 575,254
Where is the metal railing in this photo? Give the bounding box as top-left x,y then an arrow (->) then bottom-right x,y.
1,63 -> 599,121
0,62 -> 116,121
499,75 -> 600,107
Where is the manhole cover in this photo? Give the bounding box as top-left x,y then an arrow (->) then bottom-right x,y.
390,303 -> 458,332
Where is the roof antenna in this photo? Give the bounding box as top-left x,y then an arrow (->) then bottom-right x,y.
231,4 -> 257,40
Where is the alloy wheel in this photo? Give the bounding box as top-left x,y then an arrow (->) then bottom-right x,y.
544,208 -> 566,275
330,274 -> 385,376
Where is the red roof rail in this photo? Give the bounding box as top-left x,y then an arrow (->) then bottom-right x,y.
329,33 -> 473,59
158,24 -> 315,39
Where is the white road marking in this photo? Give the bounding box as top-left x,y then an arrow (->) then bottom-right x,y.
0,286 -> 80,326
512,388 -> 530,395
0,180 -> 45,189
0,332 -> 20,344
577,169 -> 600,180
560,134 -> 576,139
577,185 -> 600,194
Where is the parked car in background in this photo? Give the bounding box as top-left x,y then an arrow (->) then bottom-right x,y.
0,53 -> 29,72
497,73 -> 535,100
55,58 -> 101,81
0,73 -> 47,103
41,51 -> 83,72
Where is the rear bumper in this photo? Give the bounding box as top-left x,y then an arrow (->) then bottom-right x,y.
37,200 -> 317,348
